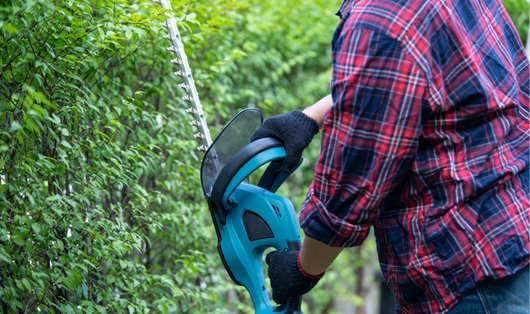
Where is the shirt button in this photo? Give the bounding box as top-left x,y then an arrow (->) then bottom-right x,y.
324,174 -> 331,180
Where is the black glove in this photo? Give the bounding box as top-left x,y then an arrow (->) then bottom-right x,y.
266,250 -> 324,304
251,110 -> 319,173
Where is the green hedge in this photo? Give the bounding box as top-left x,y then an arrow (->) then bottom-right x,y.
0,0 -> 340,312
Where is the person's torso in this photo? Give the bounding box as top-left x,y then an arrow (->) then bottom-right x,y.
336,0 -> 529,312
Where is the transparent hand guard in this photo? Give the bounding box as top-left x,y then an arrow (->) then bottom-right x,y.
201,108 -> 263,198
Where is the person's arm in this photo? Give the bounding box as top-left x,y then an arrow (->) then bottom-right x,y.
302,94 -> 333,129
299,235 -> 343,275
266,28 -> 430,305
297,95 -> 342,276
299,29 -> 429,249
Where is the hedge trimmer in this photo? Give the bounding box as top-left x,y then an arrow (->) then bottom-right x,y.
154,1 -> 304,313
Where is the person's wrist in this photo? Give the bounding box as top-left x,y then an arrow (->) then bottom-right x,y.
297,252 -> 325,279
301,108 -> 321,129
301,108 -> 316,120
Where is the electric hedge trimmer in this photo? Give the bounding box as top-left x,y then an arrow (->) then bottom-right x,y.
154,1 -> 304,313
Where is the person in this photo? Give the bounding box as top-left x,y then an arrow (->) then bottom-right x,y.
250,0 -> 529,313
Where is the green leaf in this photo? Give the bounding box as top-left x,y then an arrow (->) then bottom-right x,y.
66,72 -> 83,82
22,278 -> 32,291
31,223 -> 41,234
172,286 -> 183,297
119,260 -> 127,269
1,23 -> 18,34
45,113 -> 61,125
0,248 -> 11,264
63,198 -> 78,207
97,291 -> 104,303
134,28 -> 146,38
9,122 -> 23,133
95,305 -> 107,314
26,118 -> 41,134
131,14 -> 141,22
46,195 -> 62,202
62,276 -> 74,290
61,140 -> 73,149
36,92 -> 51,105
11,235 -> 25,246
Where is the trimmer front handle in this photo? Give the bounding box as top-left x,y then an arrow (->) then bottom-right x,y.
209,138 -> 302,225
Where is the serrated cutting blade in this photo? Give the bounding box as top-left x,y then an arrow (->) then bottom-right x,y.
154,0 -> 213,151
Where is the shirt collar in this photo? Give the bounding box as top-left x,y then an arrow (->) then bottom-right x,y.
336,0 -> 357,19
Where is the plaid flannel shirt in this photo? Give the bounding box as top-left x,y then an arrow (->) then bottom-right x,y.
299,0 -> 529,313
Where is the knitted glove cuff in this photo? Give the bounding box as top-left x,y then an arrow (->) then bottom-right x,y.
296,253 -> 325,280
289,110 -> 320,136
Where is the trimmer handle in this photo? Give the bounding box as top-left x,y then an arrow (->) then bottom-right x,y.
209,138 -> 302,225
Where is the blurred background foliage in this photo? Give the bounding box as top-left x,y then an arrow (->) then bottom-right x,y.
0,0 -> 527,313
503,0 -> 529,46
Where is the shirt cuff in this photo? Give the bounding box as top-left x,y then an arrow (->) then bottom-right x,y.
300,188 -> 372,248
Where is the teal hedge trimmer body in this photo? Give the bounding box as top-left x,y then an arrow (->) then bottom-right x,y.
201,109 -> 304,314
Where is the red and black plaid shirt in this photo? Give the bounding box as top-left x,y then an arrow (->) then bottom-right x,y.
300,0 -> 529,313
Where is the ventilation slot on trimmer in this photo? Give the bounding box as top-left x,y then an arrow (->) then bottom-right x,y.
271,204 -> 281,218
243,211 -> 274,241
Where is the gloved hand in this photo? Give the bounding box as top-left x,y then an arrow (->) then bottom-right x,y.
251,110 -> 319,173
266,250 -> 324,304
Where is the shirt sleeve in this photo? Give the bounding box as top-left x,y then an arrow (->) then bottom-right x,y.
300,27 -> 430,247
